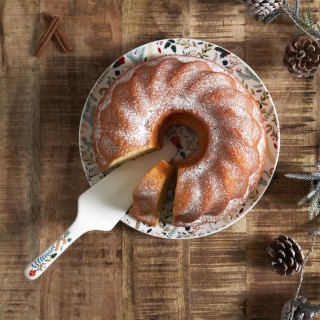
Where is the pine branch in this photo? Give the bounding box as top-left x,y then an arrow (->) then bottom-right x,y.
303,163 -> 320,169
292,300 -> 320,314
240,0 -> 320,40
309,193 -> 320,219
285,173 -> 318,181
285,170 -> 320,220
280,3 -> 320,41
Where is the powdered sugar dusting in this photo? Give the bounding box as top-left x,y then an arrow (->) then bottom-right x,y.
93,55 -> 267,225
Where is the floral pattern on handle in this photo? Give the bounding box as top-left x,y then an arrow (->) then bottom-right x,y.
25,230 -> 72,279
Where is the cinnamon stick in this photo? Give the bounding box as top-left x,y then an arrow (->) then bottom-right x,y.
44,14 -> 74,53
34,15 -> 60,57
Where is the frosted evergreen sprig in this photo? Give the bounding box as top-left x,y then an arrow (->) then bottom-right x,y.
279,2 -> 320,42
292,299 -> 320,315
309,190 -> 320,219
245,0 -> 320,41
285,173 -> 320,181
285,164 -> 320,220
303,164 -> 320,169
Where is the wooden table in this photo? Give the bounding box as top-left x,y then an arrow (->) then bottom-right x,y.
1,1 -> 320,319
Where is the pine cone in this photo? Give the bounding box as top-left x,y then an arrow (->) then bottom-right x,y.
241,0 -> 282,21
283,36 -> 320,78
281,297 -> 317,320
266,235 -> 304,276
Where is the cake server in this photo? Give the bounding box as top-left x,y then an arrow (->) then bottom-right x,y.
24,139 -> 176,280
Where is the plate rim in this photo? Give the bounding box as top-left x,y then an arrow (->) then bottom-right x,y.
79,38 -> 280,240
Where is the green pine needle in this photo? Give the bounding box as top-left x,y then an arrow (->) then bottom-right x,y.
298,189 -> 318,206
246,0 -> 320,41
303,164 -> 320,169
294,0 -> 300,16
265,10 -> 285,24
292,29 -> 304,37
297,196 -> 308,206
304,8 -> 314,28
309,226 -> 320,236
307,189 -> 317,199
309,193 -> 320,220
280,3 -> 320,41
285,173 -> 317,181
286,166 -> 320,220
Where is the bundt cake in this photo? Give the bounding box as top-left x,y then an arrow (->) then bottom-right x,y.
93,54 -> 266,226
129,160 -> 174,226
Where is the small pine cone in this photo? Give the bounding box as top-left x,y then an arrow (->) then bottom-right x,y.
241,0 -> 282,21
266,235 -> 304,276
283,36 -> 320,78
281,297 -> 317,320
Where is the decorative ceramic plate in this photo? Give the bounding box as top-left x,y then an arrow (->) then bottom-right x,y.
79,38 -> 280,239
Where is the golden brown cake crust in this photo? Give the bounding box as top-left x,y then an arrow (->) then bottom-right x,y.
129,160 -> 175,227
92,55 -> 266,226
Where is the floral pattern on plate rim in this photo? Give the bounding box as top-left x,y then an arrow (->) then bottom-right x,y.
79,38 -> 280,240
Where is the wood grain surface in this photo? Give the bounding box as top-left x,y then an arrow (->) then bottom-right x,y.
0,0 -> 319,319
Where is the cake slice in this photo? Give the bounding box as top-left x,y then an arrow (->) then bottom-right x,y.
129,160 -> 175,226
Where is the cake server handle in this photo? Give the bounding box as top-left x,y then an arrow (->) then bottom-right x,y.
24,217 -> 91,280
24,138 -> 177,280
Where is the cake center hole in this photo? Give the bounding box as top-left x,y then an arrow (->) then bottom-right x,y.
164,125 -> 200,164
